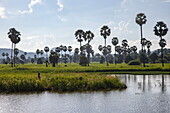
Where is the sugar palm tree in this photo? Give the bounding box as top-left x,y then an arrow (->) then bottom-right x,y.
75,29 -> 85,48
44,46 -> 49,67
84,30 -> 94,66
100,25 -> 111,46
68,46 -> 73,63
122,39 -> 128,63
7,28 -> 21,67
146,40 -> 152,56
112,37 -> 119,64
40,50 -> 44,58
154,21 -> 168,67
2,52 -> 5,59
36,49 -> 40,58
136,13 -> 147,67
63,46 -> 67,64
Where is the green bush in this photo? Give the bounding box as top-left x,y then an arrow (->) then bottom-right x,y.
79,56 -> 88,66
128,60 -> 141,65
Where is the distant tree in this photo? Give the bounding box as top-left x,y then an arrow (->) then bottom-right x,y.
36,49 -> 40,58
7,28 -> 21,67
44,46 -> 49,67
146,40 -> 152,56
2,52 -> 5,59
31,58 -> 34,64
149,52 -> 158,63
63,46 -> 67,64
154,21 -> 168,67
49,50 -> 59,67
40,50 -> 44,58
122,39 -> 128,63
20,54 -> 26,64
14,48 -> 19,64
141,38 -> 148,65
73,48 -> 79,63
100,25 -> 111,66
75,30 -> 85,48
136,13 -> 147,67
112,37 -> 119,64
5,53 -> 9,64
84,30 -> 94,66
68,46 -> 73,63
2,52 -> 5,64
100,25 -> 111,47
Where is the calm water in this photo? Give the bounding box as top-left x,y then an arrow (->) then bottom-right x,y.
0,74 -> 170,113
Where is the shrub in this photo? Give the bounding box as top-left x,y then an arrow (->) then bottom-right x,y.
128,60 -> 141,65
79,56 -> 88,66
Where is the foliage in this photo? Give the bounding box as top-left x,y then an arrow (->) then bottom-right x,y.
125,55 -> 134,63
128,60 -> 141,65
79,56 -> 88,66
100,56 -> 105,64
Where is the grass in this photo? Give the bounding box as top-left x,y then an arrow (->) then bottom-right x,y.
0,63 -> 169,93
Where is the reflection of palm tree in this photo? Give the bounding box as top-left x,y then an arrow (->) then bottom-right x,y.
100,25 -> 111,46
7,28 -> 21,67
112,37 -> 118,64
136,13 -> 147,67
154,21 -> 168,67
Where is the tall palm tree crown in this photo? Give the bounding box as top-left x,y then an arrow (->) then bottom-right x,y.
14,48 -> 19,56
8,28 -> 21,44
146,40 -> 152,49
112,37 -> 119,46
68,46 -> 72,52
122,39 -> 128,49
100,25 -> 111,39
159,39 -> 166,48
75,29 -> 85,47
154,21 -> 168,38
44,46 -> 49,53
84,30 -> 94,44
136,13 -> 147,26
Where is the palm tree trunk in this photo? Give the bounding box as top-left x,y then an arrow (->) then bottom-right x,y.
161,47 -> 164,67
46,52 -> 48,67
13,44 -> 16,67
140,25 -> 145,67
115,46 -> 116,65
70,52 -> 71,63
104,39 -> 106,47
11,42 -> 13,67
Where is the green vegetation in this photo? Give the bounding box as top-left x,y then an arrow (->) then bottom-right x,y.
0,63 -> 170,93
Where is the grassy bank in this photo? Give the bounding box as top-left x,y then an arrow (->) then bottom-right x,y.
0,73 -> 126,93
0,63 -> 169,92
0,63 -> 169,74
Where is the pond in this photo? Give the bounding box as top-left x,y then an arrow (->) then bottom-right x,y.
0,74 -> 170,113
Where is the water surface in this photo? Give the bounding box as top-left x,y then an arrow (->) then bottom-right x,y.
0,74 -> 170,113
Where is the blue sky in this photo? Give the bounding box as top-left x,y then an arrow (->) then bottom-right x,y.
0,0 -> 170,53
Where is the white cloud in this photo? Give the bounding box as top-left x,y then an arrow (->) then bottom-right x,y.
19,0 -> 42,14
57,0 -> 64,12
0,7 -> 6,18
57,15 -> 67,22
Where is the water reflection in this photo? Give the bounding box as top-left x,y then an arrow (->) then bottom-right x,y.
0,74 -> 170,113
118,74 -> 170,93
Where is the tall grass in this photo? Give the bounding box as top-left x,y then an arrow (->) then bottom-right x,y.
0,73 -> 126,92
